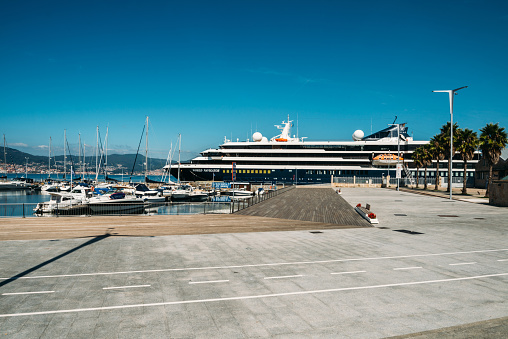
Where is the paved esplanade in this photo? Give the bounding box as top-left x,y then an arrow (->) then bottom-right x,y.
0,187 -> 507,338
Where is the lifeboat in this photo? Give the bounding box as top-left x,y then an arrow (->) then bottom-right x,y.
275,138 -> 288,142
372,154 -> 403,166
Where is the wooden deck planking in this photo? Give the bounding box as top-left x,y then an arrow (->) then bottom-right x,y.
235,187 -> 371,227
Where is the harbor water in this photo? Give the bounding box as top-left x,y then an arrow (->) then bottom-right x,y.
0,173 -> 231,218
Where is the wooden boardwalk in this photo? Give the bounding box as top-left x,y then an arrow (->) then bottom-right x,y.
235,186 -> 372,227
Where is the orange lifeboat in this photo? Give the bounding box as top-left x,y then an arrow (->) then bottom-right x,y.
372,154 -> 403,166
275,138 -> 288,142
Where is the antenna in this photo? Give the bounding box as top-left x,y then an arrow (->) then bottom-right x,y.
297,113 -> 299,140
392,116 -> 397,124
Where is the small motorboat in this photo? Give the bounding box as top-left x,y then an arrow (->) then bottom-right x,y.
88,192 -> 145,215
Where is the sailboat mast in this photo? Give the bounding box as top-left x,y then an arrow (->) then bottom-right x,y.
95,126 -> 99,182
145,116 -> 148,181
49,137 -> 52,178
177,134 -> 181,184
78,133 -> 81,177
3,134 -> 6,173
64,129 -> 67,179
167,140 -> 173,182
105,126 -> 108,179
83,140 -> 86,179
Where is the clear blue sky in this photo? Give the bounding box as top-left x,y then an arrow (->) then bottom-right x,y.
1,0 -> 507,161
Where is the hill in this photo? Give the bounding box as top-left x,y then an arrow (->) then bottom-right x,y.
1,147 -> 170,173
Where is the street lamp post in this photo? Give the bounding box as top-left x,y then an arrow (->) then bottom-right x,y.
432,86 -> 467,200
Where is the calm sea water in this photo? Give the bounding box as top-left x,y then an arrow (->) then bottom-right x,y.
0,173 -> 190,218
0,174 -> 232,218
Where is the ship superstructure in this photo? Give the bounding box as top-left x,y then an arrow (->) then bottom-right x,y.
165,117 -> 479,184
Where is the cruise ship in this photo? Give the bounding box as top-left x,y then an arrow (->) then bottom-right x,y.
165,117 -> 479,185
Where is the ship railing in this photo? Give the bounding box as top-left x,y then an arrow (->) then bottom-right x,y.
231,185 -> 296,213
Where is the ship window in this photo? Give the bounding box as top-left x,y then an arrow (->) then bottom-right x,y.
267,170 -> 271,174
222,170 -> 225,173
255,170 -> 258,174
263,170 -> 266,174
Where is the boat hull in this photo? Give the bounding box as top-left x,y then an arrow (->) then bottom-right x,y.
88,202 -> 145,215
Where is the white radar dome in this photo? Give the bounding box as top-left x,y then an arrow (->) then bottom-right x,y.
352,130 -> 364,141
261,137 -> 268,142
252,132 -> 263,142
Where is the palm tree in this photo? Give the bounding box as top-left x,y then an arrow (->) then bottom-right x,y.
456,128 -> 479,195
479,123 -> 508,196
439,122 -> 460,193
412,147 -> 424,188
430,133 -> 446,190
421,144 -> 433,190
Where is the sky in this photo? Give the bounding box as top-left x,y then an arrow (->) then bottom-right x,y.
1,0 -> 507,161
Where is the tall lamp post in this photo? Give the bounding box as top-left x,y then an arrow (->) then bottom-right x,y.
432,86 -> 467,200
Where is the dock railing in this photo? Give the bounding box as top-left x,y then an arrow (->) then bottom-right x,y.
231,185 -> 296,213
0,201 -> 232,218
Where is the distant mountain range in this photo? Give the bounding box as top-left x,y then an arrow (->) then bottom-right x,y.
1,147 -> 171,173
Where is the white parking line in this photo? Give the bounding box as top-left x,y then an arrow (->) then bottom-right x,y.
330,271 -> 366,275
1,248 -> 506,281
188,280 -> 229,284
449,262 -> 477,266
1,272 -> 506,317
2,291 -> 55,296
393,267 -> 422,270
102,285 -> 151,290
264,275 -> 303,280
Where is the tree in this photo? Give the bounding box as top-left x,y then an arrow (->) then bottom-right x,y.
439,122 -> 460,193
429,133 -> 446,190
412,147 -> 423,188
420,144 -> 433,190
479,123 -> 508,196
456,128 -> 479,195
